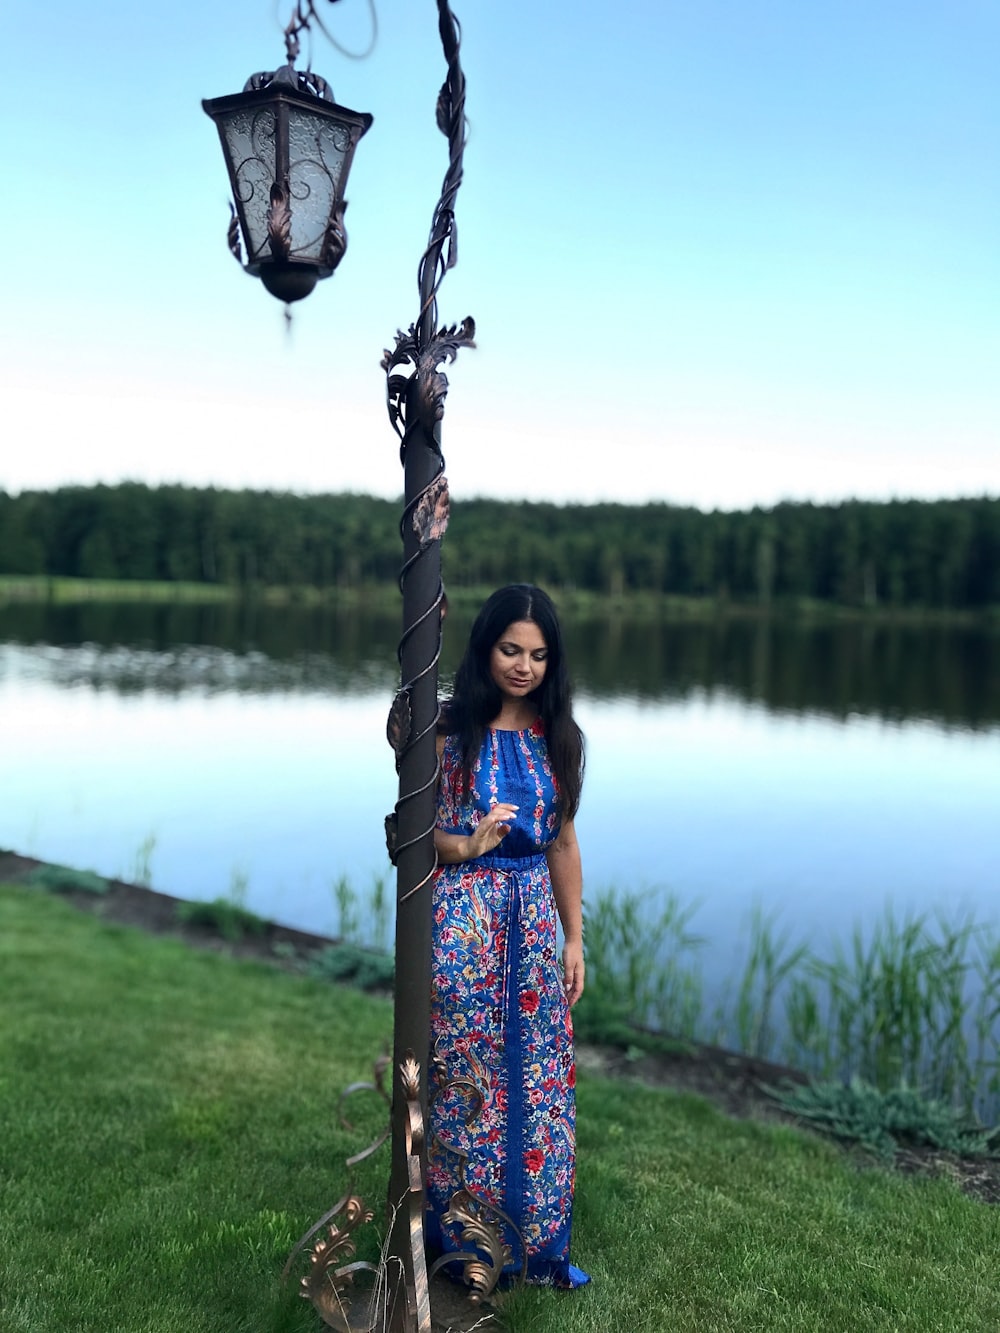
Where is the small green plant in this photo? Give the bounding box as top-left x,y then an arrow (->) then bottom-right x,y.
369,872 -> 392,953
174,866 -> 263,942
308,943 -> 395,992
175,897 -> 267,943
26,864 -> 109,895
333,874 -> 360,943
130,832 -> 157,888
763,1076 -> 1000,1162
328,872 -> 393,952
227,864 -> 250,908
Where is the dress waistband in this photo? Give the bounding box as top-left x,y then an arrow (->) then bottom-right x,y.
470,850 -> 548,873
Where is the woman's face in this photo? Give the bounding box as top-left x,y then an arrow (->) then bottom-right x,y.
489,619 -> 549,701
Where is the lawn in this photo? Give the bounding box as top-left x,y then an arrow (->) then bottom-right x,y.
2,884 -> 999,1333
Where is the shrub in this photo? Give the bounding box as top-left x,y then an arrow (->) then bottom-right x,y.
26,864 -> 109,895
175,897 -> 268,942
763,1076 -> 1000,1161
308,943 -> 395,993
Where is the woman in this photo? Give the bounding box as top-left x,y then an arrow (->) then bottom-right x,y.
426,584 -> 590,1289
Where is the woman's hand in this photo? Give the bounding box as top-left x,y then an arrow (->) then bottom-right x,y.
466,803 -> 519,858
434,802 -> 519,864
562,938 -> 585,1007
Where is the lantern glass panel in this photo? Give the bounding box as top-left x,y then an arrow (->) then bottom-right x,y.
286,108 -> 352,261
215,105 -> 277,264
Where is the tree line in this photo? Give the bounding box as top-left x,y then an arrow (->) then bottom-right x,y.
1,483 -> 997,609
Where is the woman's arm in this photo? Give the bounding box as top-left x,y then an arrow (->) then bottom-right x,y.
546,818 -> 585,1007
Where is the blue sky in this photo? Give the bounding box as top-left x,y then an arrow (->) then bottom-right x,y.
2,0 -> 997,509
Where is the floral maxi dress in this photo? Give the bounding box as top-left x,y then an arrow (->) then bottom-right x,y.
426,721 -> 589,1288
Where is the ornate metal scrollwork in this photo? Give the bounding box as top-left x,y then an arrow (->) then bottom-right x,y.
286,1056 -> 390,1332
288,1056 -> 438,1333
243,65 -> 335,101
298,1195 -> 377,1331
441,1189 -> 514,1303
381,317 -> 476,448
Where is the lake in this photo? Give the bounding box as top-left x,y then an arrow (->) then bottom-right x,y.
2,600 -> 998,994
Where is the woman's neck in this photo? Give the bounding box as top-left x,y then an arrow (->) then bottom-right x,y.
491,702 -> 538,732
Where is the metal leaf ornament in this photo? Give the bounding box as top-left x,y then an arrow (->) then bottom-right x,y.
266,183 -> 292,259
386,688 -> 412,771
381,317 -> 476,444
322,200 -> 348,271
441,1188 -> 513,1302
298,1195 -> 376,1331
227,202 -> 243,266
384,811 -> 399,864
412,475 -> 450,550
415,317 -> 476,428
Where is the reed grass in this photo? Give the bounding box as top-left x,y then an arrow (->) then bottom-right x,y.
579,889 -> 1000,1126
129,831 -> 158,889
727,903 -> 809,1058
332,871 -> 393,954
576,889 -> 704,1047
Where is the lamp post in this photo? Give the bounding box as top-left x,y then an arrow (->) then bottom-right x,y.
205,5 -> 477,1330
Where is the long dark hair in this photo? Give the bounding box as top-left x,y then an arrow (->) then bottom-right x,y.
442,584 -> 585,818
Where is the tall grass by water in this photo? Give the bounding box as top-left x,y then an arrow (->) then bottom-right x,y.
578,889 -> 1000,1124
324,870 -> 1000,1125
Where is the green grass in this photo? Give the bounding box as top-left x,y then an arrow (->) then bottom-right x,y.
0,575 -> 235,604
0,885 -> 392,1333
4,884 -> 1000,1333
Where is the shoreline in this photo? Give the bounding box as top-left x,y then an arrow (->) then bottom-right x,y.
1,575 -> 997,627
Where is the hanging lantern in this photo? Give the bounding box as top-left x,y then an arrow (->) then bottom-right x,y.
203,65 -> 372,303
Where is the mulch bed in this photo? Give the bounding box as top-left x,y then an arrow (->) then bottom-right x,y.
4,849 -> 999,1208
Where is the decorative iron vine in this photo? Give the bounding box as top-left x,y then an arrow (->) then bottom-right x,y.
381,0 -> 474,890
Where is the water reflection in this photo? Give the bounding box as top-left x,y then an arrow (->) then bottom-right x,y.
2,601 -> 997,956
1,601 -> 996,730
558,614 -> 998,730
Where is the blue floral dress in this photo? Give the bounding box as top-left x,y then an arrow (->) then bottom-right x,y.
426,720 -> 589,1288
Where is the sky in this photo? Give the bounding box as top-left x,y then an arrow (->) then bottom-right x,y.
2,0 -> 997,511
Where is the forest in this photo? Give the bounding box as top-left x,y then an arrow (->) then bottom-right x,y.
0,484 -> 997,610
